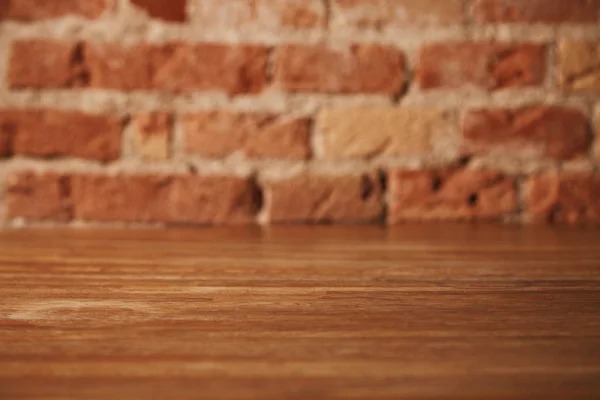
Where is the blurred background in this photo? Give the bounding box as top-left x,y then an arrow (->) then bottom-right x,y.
0,0 -> 599,227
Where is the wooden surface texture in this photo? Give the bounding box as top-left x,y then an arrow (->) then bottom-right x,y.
1,225 -> 599,399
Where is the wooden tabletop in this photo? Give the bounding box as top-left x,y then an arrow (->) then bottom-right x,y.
1,225 -> 599,399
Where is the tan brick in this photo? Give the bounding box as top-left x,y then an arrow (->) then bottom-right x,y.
71,174 -> 259,224
5,172 -> 72,221
130,0 -> 187,21
462,106 -> 591,160
8,40 -> 87,89
193,0 -> 325,29
558,41 -> 600,92
0,109 -> 122,161
331,0 -> 465,29
472,0 -> 600,23
526,174 -> 600,223
389,169 -> 517,222
274,44 -> 406,95
418,42 -> 546,90
264,173 -> 383,223
317,107 -> 456,159
132,113 -> 171,161
183,112 -> 311,160
0,0 -> 109,20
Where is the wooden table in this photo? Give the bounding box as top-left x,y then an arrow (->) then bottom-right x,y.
1,225 -> 599,399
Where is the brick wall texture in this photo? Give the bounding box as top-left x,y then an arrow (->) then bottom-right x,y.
1,0 -> 600,226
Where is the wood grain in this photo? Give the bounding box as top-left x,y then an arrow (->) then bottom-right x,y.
1,225 -> 599,399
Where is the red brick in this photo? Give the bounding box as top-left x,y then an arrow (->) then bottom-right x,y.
472,0 -> 600,24
130,0 -> 187,22
264,173 -> 383,223
133,112 -> 172,160
331,0 -> 465,29
418,42 -> 546,90
388,169 -> 517,222
0,109 -> 122,161
71,174 -> 259,224
85,42 -> 268,94
183,112 -> 311,160
526,174 -> 600,223
194,0 -> 325,30
9,41 -> 268,94
462,106 -> 590,160
274,44 -> 406,94
8,40 -> 88,89
0,0 -> 108,20
5,172 -> 72,221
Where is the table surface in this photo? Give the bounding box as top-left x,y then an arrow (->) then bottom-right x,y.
1,225 -> 599,399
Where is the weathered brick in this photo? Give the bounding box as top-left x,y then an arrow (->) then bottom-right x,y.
526,174 -> 600,223
472,0 -> 600,24
0,109 -> 122,161
0,0 -> 108,20
462,106 -> 590,160
594,109 -> 600,160
388,169 -> 517,222
87,42 -> 268,94
9,41 -> 268,95
274,44 -> 406,94
558,41 -> 600,92
193,0 -> 325,29
5,172 -> 72,221
71,174 -> 259,224
132,113 -> 171,160
264,173 -> 383,223
183,112 -> 311,160
418,42 -> 545,90
8,40 -> 87,89
130,0 -> 187,22
317,107 -> 456,159
331,0 -> 464,29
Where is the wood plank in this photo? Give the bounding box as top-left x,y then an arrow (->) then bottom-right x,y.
1,225 -> 599,399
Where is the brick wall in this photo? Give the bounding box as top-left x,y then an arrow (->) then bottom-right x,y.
0,0 -> 599,226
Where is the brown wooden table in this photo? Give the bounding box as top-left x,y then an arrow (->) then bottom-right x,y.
1,225 -> 599,399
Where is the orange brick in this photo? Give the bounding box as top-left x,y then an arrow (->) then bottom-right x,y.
472,0 -> 600,23
274,44 -> 406,95
388,169 -> 517,222
183,112 -> 311,160
0,0 -> 108,20
8,40 -> 87,89
9,41 -> 269,95
462,106 -> 590,160
5,172 -> 72,221
0,109 -> 122,161
264,173 -> 383,223
331,0 -> 465,29
71,174 -> 259,224
527,174 -> 600,223
418,42 -> 546,90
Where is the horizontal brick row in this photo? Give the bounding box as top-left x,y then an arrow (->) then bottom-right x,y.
2,0 -> 598,25
8,40 -> 553,95
7,170 -> 600,224
0,109 -> 122,161
0,106 -> 594,162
